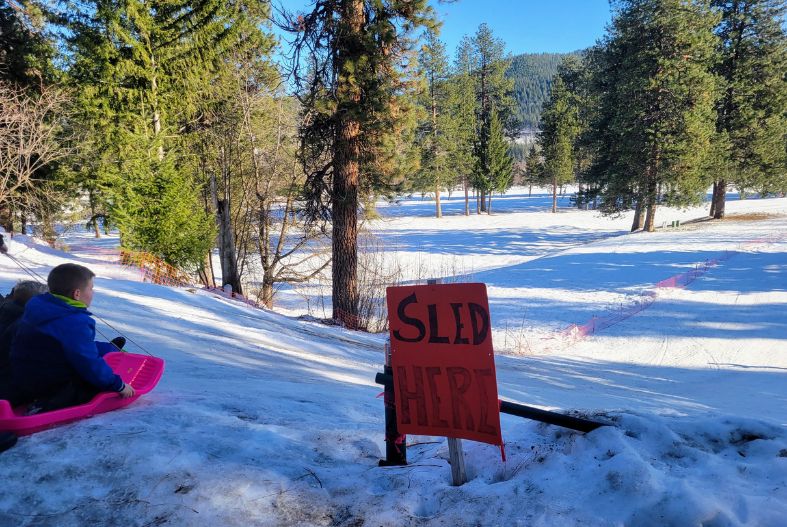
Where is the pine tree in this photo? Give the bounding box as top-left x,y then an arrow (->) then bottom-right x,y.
538,75 -> 579,213
486,110 -> 514,209
66,0 -> 271,268
288,0 -> 435,328
524,145 -> 543,196
448,36 -> 478,216
0,1 -> 56,87
589,0 -> 719,231
114,143 -> 214,268
709,0 -> 787,218
470,23 -> 517,213
416,28 -> 453,218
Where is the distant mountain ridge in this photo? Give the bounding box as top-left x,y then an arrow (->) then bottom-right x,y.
507,51 -> 581,131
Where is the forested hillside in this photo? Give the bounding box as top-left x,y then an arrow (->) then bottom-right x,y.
507,51 -> 580,130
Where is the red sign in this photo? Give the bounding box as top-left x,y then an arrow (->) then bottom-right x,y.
386,283 -> 503,447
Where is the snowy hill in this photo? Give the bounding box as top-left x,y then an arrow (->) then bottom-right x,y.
1,191 -> 786,526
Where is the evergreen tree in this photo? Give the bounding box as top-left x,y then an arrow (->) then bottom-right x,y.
538,75 -> 579,213
476,110 -> 514,214
709,0 -> 787,218
470,23 -> 517,213
0,0 -> 56,87
448,36 -> 478,215
588,0 -> 719,231
114,143 -> 214,268
524,145 -> 544,196
487,110 -> 514,207
416,28 -> 454,218
287,0 -> 435,328
66,0 -> 271,268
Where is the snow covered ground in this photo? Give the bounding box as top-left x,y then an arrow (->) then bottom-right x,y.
0,190 -> 786,526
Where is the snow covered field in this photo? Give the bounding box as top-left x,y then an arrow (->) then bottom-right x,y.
1,190 -> 786,526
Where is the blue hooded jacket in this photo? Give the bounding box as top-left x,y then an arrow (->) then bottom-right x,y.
10,293 -> 122,394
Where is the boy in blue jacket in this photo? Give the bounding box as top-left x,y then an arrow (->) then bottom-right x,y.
8,263 -> 135,411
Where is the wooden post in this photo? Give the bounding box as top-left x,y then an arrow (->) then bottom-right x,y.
447,437 -> 467,486
427,278 -> 468,486
379,337 -> 407,466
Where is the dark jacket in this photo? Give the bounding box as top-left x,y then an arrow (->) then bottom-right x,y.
0,298 -> 25,372
10,294 -> 122,396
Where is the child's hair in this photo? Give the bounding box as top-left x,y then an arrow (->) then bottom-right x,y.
47,263 -> 95,298
11,280 -> 48,304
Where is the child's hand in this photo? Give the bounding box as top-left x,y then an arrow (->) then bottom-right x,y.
118,383 -> 136,398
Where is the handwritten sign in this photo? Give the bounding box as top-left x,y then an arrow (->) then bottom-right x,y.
386,283 -> 503,447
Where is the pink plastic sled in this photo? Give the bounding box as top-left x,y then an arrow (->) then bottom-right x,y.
0,352 -> 165,436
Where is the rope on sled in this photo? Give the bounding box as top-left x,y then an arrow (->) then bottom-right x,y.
2,252 -> 156,357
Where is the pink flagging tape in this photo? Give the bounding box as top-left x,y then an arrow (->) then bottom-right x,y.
558,232 -> 787,342
561,292 -> 657,339
560,249 -> 742,342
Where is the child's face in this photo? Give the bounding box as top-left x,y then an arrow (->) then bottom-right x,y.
74,278 -> 94,307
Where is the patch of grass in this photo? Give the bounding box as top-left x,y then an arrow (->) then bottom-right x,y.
723,212 -> 783,222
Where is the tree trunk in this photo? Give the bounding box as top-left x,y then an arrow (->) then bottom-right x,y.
464,178 -> 469,215
210,169 -> 242,296
150,55 -> 164,161
479,190 -> 487,212
487,192 -> 492,214
261,273 -> 275,308
331,0 -> 364,328
332,121 -> 361,327
198,250 -> 215,288
712,179 -> 727,219
0,205 -> 13,233
528,184 -> 532,197
631,200 -> 644,232
88,190 -> 101,238
644,182 -> 658,232
552,175 -> 557,213
217,200 -> 242,295
644,203 -> 657,232
432,85 -> 441,219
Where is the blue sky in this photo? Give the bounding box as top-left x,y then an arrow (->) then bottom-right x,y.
272,0 -> 613,56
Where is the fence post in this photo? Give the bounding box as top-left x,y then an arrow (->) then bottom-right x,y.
379,337 -> 406,466
447,437 -> 468,486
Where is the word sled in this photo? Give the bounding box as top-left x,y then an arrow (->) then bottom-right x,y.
386,283 -> 502,447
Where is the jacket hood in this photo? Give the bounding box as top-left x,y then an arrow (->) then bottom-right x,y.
21,293 -> 91,326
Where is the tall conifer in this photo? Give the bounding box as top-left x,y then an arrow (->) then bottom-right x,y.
539,75 -> 579,213
287,0 -> 435,327
449,36 -> 478,215
710,0 -> 787,217
416,28 -> 453,218
66,0 -> 271,268
470,24 -> 517,213
589,0 -> 719,231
